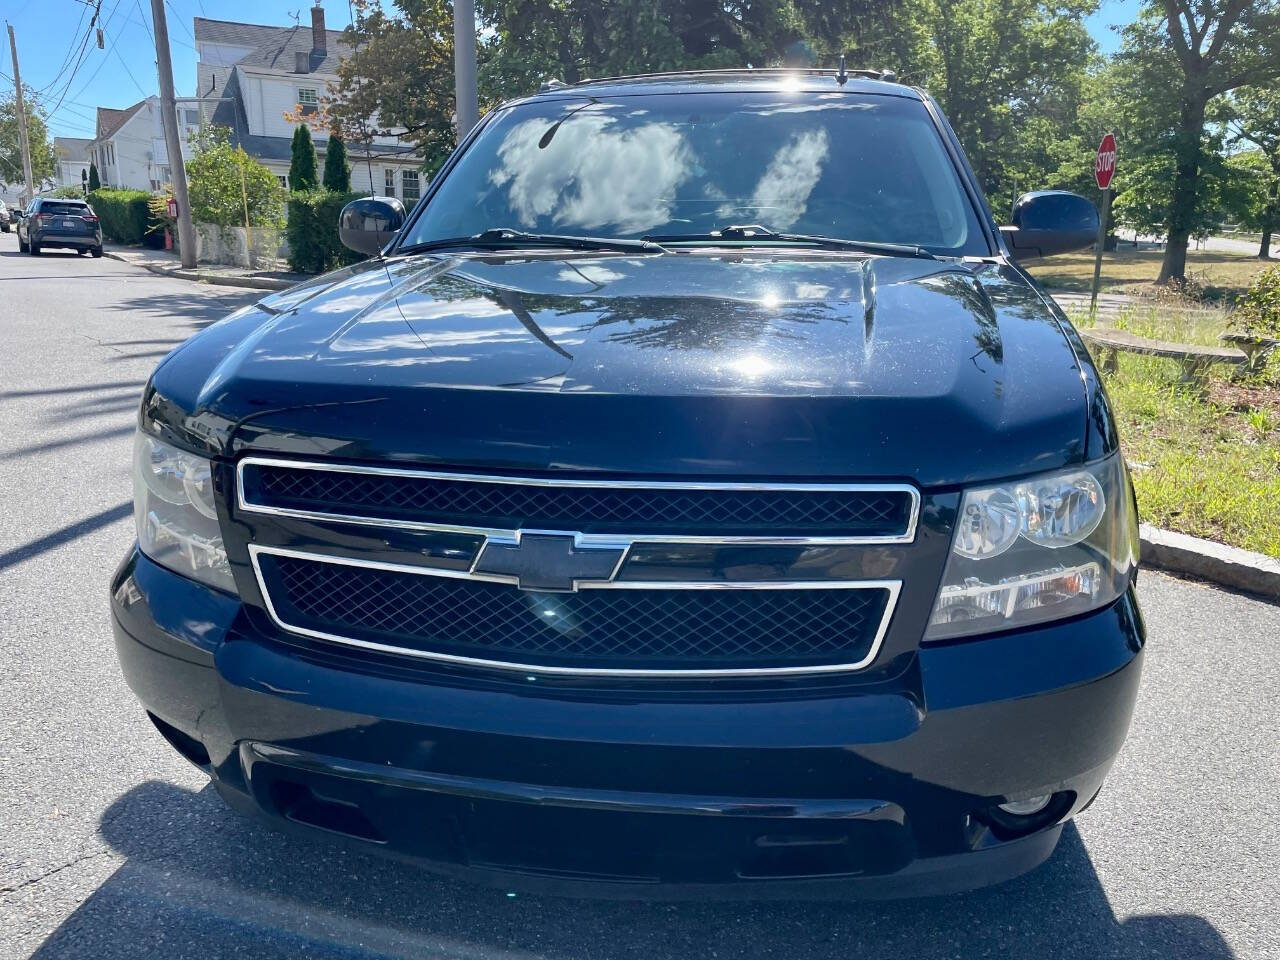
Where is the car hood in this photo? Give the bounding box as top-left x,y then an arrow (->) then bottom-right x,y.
149,251 -> 1089,486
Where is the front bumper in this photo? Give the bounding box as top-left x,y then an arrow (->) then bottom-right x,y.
112,548 -> 1145,897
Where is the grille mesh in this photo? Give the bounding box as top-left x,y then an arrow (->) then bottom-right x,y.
263,554 -> 889,670
246,464 -> 913,538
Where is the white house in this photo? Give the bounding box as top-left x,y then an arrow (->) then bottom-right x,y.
90,100 -> 158,191
193,6 -> 423,197
151,97 -> 204,180
54,137 -> 93,191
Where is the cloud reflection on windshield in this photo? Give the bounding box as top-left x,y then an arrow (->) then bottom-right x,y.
489,113 -> 694,234
721,129 -> 830,230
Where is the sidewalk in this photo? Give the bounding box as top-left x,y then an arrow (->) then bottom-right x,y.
103,244 -> 305,291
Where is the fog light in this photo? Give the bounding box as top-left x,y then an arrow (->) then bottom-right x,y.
997,794 -> 1052,816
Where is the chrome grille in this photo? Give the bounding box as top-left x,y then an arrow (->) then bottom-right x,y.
238,459 -> 919,543
253,549 -> 894,675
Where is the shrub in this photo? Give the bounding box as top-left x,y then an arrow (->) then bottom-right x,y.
290,124 -> 318,190
48,185 -> 85,199
322,133 -> 350,192
88,188 -> 164,247
88,162 -> 100,191
286,188 -> 363,274
186,128 -> 285,229
1230,265 -> 1280,339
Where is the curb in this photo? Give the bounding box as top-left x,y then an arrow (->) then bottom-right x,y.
1140,524 -> 1280,599
104,251 -> 293,291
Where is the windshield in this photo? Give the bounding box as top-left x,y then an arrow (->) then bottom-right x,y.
403,91 -> 989,256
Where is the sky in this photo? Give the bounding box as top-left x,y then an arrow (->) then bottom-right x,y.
3,0 -> 1145,142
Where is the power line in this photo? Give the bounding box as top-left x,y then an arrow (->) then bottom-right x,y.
166,0 -> 195,42
37,0 -> 95,95
45,0 -> 122,122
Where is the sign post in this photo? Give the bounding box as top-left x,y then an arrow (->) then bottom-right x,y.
1090,133 -> 1117,322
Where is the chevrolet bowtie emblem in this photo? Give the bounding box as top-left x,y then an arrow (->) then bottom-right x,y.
472,532 -> 627,592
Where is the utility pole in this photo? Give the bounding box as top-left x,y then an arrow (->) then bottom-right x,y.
453,0 -> 478,139
150,0 -> 196,268
6,23 -> 36,205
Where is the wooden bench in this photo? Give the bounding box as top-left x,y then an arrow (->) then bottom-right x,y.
1079,328 -> 1247,385
1219,332 -> 1280,376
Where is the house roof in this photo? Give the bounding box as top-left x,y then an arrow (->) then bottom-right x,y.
194,16 -> 348,76
95,101 -> 147,140
193,17 -> 296,49
54,137 -> 94,161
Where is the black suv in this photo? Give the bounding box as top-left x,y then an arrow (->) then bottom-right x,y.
113,70 -> 1142,897
18,196 -> 103,256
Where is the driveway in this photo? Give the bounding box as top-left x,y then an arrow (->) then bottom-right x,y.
1,233 -> 1278,959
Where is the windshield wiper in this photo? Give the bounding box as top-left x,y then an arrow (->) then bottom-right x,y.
641,224 -> 937,260
398,227 -> 666,255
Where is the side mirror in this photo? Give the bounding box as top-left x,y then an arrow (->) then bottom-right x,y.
1000,190 -> 1099,261
338,196 -> 406,256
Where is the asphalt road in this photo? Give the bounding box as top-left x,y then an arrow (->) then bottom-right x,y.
1,232 -> 1278,959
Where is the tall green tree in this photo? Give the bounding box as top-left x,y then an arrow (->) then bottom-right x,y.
289,124 -> 319,190
898,0 -> 1099,212
1117,1 -> 1280,283
0,88 -> 56,192
322,133 -> 352,191
1227,87 -> 1280,258
87,161 -> 101,192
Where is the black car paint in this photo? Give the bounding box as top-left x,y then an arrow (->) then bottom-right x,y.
112,73 -> 1141,895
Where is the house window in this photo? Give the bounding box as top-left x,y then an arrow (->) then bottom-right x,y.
401,170 -> 420,203
384,168 -> 396,198
297,88 -> 319,106
277,175 -> 289,188
183,108 -> 199,126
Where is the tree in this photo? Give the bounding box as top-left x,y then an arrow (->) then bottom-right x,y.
1117,2 -> 1280,283
329,0 -> 903,175
330,0 -> 460,175
0,88 -> 56,191
187,126 -> 286,228
323,132 -> 352,192
289,124 -> 319,190
87,162 -> 101,191
1227,87 -> 1280,258
898,0 -> 1099,210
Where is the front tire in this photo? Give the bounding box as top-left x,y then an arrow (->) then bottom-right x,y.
91,246 -> 103,258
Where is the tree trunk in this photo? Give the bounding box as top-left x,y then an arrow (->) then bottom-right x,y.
1262,179 -> 1278,260
1157,95 -> 1208,285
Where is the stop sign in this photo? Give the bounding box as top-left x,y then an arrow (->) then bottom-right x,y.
1095,133 -> 1117,190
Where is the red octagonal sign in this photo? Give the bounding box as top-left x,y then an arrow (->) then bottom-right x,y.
1095,133 -> 1117,190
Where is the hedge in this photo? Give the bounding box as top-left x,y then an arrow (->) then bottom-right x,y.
87,188 -> 165,248
287,189 -> 364,274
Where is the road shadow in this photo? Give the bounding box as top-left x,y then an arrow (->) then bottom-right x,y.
100,286 -> 261,331
27,780 -> 1235,960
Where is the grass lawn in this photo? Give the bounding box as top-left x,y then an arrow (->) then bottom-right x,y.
1029,246 -> 1271,301
1066,304 -> 1280,559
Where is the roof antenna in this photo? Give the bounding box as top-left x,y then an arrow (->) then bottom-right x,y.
837,54 -> 848,86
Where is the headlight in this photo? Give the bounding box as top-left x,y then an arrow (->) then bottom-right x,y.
926,454 -> 1137,641
133,432 -> 235,593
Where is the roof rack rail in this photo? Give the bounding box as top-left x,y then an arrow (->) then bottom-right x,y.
559,67 -> 903,88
